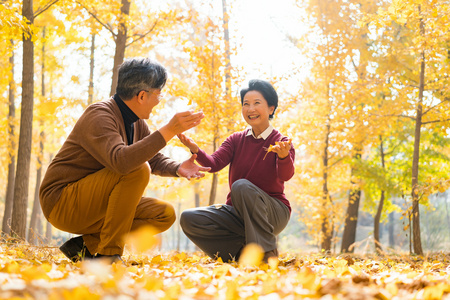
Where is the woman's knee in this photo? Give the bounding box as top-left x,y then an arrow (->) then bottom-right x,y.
180,209 -> 196,232
231,179 -> 260,206
231,179 -> 253,194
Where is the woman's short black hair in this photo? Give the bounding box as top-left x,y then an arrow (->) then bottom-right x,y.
240,79 -> 278,119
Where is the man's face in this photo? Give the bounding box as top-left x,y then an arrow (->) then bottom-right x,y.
141,89 -> 163,119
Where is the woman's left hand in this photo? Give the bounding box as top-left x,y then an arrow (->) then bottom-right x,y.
271,140 -> 292,160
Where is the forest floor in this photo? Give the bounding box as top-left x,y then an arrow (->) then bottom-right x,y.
1,239 -> 450,299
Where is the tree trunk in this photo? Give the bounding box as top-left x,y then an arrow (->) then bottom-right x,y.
46,221 -> 52,244
109,0 -> 130,96
28,32 -> 46,244
28,132 -> 43,244
208,135 -> 219,205
176,202 -> 181,251
410,6 -> 425,256
11,0 -> 34,239
43,154 -> 53,244
88,33 -> 95,105
340,153 -> 362,253
321,123 -> 332,251
194,181 -> 200,207
445,193 -> 450,244
374,136 -> 386,253
2,40 -> 16,235
221,0 -> 231,94
209,173 -> 218,206
36,209 -> 43,239
388,211 -> 395,248
221,0 -> 233,132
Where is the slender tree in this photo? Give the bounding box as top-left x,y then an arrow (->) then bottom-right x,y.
11,0 -> 35,239
341,153 -> 362,253
373,137 -> 386,253
88,33 -> 95,106
10,0 -> 59,239
368,0 -> 450,255
28,128 -> 44,244
320,121 -> 333,251
2,40 -> 16,235
409,7 -> 425,255
75,0 -> 183,95
109,0 -> 130,95
28,28 -> 47,244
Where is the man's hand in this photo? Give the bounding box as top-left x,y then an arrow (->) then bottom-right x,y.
177,133 -> 199,154
159,111 -> 205,142
177,154 -> 211,180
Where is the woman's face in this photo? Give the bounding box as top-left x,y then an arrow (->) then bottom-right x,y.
241,90 -> 275,131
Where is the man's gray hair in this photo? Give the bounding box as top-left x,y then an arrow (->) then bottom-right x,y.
116,57 -> 167,100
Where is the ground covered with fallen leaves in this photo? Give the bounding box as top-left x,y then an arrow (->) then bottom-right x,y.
1,241 -> 450,299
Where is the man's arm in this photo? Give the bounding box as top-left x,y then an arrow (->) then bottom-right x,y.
148,153 -> 180,177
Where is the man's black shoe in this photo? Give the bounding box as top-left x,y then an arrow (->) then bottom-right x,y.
94,254 -> 124,264
59,236 -> 93,262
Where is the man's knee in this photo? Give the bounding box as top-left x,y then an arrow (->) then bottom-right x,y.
160,203 -> 176,232
127,163 -> 151,188
135,163 -> 151,181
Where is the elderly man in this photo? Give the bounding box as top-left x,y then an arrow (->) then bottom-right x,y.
40,58 -> 209,263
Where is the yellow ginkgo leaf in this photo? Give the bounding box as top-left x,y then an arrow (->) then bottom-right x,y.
125,225 -> 159,254
238,243 -> 264,267
263,138 -> 292,160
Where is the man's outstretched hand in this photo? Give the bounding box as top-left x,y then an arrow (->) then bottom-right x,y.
177,154 -> 211,180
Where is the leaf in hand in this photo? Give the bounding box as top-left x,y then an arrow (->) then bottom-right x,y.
263,138 -> 292,160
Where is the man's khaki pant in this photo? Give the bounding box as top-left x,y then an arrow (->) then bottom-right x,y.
49,163 -> 175,255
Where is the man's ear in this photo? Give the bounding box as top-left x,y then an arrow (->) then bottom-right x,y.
136,90 -> 146,103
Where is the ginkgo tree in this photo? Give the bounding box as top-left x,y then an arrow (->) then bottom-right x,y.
367,0 -> 450,255
168,5 -> 243,206
0,0 -> 28,235
73,0 -> 188,96
9,0 -> 61,240
290,0 -> 380,252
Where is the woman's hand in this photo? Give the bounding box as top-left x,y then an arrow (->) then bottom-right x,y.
159,111 -> 204,142
271,140 -> 292,159
177,133 -> 199,154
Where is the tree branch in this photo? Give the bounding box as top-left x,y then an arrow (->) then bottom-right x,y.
370,113 -> 416,121
34,0 -> 60,18
126,20 -> 158,47
327,156 -> 346,169
75,0 -> 116,37
422,98 -> 450,116
383,138 -> 405,156
422,117 -> 450,125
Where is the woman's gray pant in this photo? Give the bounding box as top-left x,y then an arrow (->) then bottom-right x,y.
180,179 -> 290,262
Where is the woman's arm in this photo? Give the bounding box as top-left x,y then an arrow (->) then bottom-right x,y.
178,133 -> 235,173
274,138 -> 295,181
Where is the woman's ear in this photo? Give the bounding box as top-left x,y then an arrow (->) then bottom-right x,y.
269,106 -> 275,115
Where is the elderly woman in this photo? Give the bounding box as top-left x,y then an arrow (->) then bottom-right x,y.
178,79 -> 295,262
